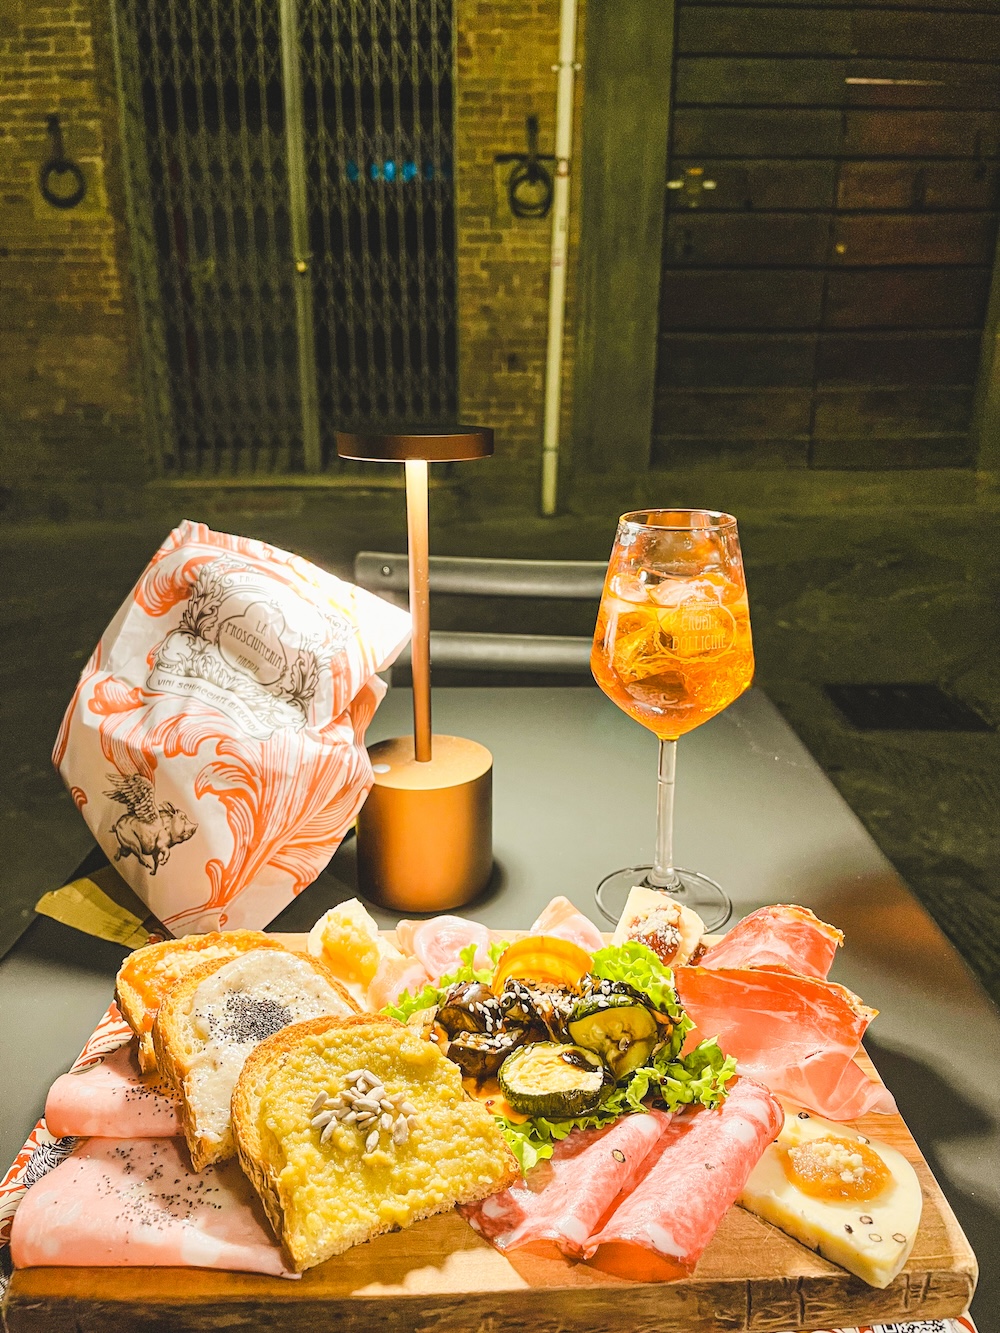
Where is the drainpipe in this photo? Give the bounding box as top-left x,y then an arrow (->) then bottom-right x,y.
539,0 -> 580,516
279,0 -> 322,472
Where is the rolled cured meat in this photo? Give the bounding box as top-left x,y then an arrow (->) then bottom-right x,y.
676,965 -> 895,1119
460,1110 -> 672,1259
10,1137 -> 295,1278
584,1078 -> 783,1281
395,915 -> 492,979
44,1041 -> 179,1138
699,904 -> 842,979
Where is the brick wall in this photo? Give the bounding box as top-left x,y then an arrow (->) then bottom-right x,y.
0,0 -> 144,520
0,0 -> 586,520
453,0 -> 585,502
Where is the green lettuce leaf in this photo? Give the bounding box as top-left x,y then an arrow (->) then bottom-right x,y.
495,1109 -> 615,1173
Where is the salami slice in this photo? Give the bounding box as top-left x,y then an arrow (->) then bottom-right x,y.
460,1111 -> 672,1258
584,1078 -> 783,1281
44,1041 -> 179,1138
699,904 -> 842,979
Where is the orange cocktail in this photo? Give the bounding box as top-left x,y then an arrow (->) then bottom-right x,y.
591,567 -> 754,740
591,509 -> 754,930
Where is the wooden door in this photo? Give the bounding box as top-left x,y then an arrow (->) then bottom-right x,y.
653,0 -> 1000,470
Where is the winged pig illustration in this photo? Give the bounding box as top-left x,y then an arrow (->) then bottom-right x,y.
104,773 -> 197,875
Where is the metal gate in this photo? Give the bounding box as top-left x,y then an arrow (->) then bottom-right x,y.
110,0 -> 457,476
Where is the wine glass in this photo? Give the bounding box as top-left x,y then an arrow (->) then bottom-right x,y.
591,509 -> 754,930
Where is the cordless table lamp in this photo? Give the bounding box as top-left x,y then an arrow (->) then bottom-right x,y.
336,426 -> 495,911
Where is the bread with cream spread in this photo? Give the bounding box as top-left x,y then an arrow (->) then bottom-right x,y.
153,948 -> 357,1170
232,1014 -> 520,1271
115,930 -> 286,1072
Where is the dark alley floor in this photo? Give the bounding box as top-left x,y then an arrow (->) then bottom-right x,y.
3,494 -> 999,1011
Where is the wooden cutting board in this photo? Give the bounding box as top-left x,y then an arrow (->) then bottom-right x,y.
1,933 -> 978,1333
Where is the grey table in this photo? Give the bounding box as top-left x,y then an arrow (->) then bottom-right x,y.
1,686 -> 997,1324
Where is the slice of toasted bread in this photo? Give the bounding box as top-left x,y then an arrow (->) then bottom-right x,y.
115,930 -> 286,1072
232,1015 -> 520,1271
153,948 -> 357,1171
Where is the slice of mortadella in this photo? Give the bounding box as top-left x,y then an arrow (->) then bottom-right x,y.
460,1110 -> 672,1259
584,1078 -> 783,1282
44,1041 -> 179,1138
10,1137 -> 296,1278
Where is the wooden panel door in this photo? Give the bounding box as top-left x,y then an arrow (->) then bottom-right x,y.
653,0 -> 1000,470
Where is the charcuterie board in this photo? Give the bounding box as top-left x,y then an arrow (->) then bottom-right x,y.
1,932 -> 977,1333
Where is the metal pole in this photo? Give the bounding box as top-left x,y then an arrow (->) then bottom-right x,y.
540,0 -> 579,516
405,459 -> 433,761
278,0 -> 322,472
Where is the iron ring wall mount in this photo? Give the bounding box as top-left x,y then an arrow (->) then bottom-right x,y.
495,115 -> 555,220
39,114 -> 86,210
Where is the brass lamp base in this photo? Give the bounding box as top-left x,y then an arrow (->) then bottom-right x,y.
357,735 -> 493,912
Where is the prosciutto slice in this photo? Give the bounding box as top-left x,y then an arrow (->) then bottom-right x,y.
529,896 -> 604,954
394,915 -> 492,979
676,966 -> 895,1119
460,1111 -> 672,1259
584,1078 -> 783,1281
700,904 -> 842,979
44,1041 -> 179,1138
10,1137 -> 295,1277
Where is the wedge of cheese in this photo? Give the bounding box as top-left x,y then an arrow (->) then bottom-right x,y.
611,885 -> 705,966
738,1101 -> 922,1288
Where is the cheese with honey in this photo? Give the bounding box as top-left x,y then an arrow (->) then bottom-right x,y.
738,1100 -> 922,1288
611,885 -> 705,966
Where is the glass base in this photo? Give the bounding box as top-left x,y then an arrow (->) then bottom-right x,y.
595,865 -> 733,932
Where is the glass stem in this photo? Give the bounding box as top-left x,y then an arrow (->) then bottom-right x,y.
649,739 -> 681,888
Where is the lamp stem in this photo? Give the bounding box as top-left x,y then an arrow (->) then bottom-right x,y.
405,458 -> 432,761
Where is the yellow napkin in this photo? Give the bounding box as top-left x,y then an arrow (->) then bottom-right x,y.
35,864 -> 157,948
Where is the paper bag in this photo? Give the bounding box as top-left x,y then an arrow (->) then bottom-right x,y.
53,520 -> 410,933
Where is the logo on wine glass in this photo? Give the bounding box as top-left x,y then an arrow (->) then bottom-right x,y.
671,603 -> 736,658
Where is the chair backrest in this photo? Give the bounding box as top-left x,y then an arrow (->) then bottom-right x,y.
353,552 -> 606,602
354,551 -> 606,677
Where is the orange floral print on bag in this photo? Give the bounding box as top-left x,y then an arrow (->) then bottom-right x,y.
54,520 -> 410,933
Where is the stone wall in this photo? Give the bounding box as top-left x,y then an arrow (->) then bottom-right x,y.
0,0 -> 145,520
453,0 -> 585,504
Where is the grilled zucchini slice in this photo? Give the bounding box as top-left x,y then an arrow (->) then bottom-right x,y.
497,1041 -> 607,1118
568,993 -> 658,1079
